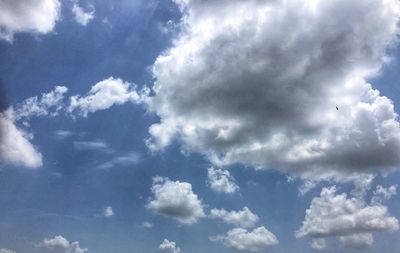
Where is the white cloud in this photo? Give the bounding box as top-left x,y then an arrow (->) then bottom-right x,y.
68,77 -> 141,117
102,206 -> 114,218
310,239 -> 326,250
98,152 -> 141,169
14,86 -> 68,120
159,239 -> 181,253
144,0 -> 400,180
73,140 -> 112,153
72,2 -> 95,26
0,109 -> 42,168
39,235 -> 88,253
0,249 -> 15,253
53,130 -> 73,140
371,184 -> 397,204
142,221 -> 154,228
147,177 -> 205,224
209,207 -> 259,228
0,0 -> 60,42
296,186 -> 399,249
338,233 -> 374,250
207,167 -> 239,194
210,226 -> 278,252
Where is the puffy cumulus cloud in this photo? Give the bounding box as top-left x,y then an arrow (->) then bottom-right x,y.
68,77 -> 142,117
0,109 -> 42,168
209,207 -> 259,228
159,239 -> 181,253
338,233 -> 374,250
144,0 -> 400,180
39,235 -> 88,253
14,86 -> 68,120
207,167 -> 239,194
210,226 -> 278,252
0,85 -> 68,169
0,249 -> 15,253
371,184 -> 397,204
296,186 -> 399,250
102,206 -> 114,218
72,2 -> 95,26
147,177 -> 205,224
0,0 -> 60,42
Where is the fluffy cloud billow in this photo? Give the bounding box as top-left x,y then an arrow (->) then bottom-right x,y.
144,0 -> 400,180
38,235 -> 88,253
0,0 -> 61,42
296,185 -> 399,250
147,177 -> 205,224
0,109 -> 42,168
210,226 -> 278,252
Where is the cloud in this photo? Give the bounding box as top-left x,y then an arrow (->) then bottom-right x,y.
147,177 -> 205,224
53,130 -> 73,140
68,77 -> 141,117
144,0 -> 400,180
72,2 -> 95,26
0,249 -> 15,253
0,109 -> 42,168
0,0 -> 60,42
73,140 -> 112,153
209,207 -> 259,228
371,184 -> 397,204
102,206 -> 114,218
142,221 -> 154,228
98,152 -> 141,169
39,235 -> 88,253
210,226 -> 278,252
207,167 -> 239,194
310,239 -> 326,250
14,86 -> 68,120
159,239 -> 181,253
296,185 -> 399,249
338,233 -> 374,250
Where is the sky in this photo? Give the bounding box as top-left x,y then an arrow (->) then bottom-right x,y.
1,0 -> 400,253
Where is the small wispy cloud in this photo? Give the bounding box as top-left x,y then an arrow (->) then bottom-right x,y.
53,130 -> 73,140
72,2 -> 95,26
73,140 -> 113,153
142,221 -> 153,228
102,206 -> 114,218
98,152 -> 141,169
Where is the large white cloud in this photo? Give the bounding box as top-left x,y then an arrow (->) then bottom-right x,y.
159,239 -> 181,253
39,235 -> 88,253
209,207 -> 259,228
210,226 -> 278,252
147,177 -> 205,224
0,0 -> 61,42
0,109 -> 42,168
144,0 -> 400,180
296,185 -> 399,250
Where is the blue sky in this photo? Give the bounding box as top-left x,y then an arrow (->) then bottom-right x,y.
1,1 -> 400,253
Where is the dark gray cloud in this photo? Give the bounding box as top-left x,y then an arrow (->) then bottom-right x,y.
145,0 -> 400,180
